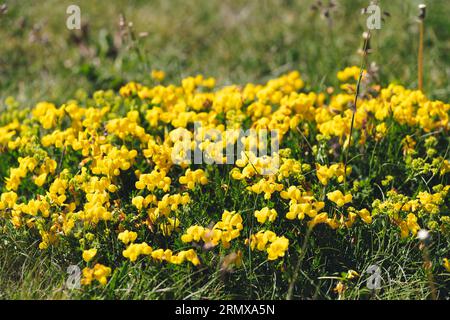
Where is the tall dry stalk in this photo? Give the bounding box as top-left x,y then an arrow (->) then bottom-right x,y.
343,31 -> 371,193
418,4 -> 426,92
417,230 -> 438,300
286,226 -> 313,300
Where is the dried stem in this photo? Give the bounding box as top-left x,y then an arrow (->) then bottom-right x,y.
286,226 -> 313,300
343,31 -> 371,192
418,4 -> 426,92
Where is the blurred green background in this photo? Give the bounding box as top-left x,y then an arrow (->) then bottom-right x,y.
0,0 -> 449,108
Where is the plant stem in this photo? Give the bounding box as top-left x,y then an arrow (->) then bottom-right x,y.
343,31 -> 371,192
418,4 -> 426,92
418,20 -> 424,92
286,226 -> 313,300
422,245 -> 438,300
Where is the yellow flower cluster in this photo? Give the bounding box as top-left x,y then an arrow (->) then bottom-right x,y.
118,230 -> 138,244
246,177 -> 284,200
181,210 -> 243,248
151,70 -> 166,82
150,248 -> 200,265
122,242 -> 153,262
246,230 -> 289,260
231,152 -> 281,180
135,168 -> 171,192
179,169 -> 208,189
6,156 -> 38,191
444,258 -> 450,272
91,145 -> 138,177
316,163 -> 351,185
337,66 -> 364,82
281,186 -> 325,221
327,190 -> 353,207
399,213 -> 420,238
254,207 -> 278,224
372,186 -> 449,238
82,248 -> 97,262
0,191 -> 18,209
1,66 -> 449,290
32,102 -> 65,129
147,193 -> 190,220
117,230 -> 200,265
81,263 -> 112,286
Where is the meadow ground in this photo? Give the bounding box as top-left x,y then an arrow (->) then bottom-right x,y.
0,0 -> 449,299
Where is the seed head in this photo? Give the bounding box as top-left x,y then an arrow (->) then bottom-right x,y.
418,4 -> 427,21
417,229 -> 430,241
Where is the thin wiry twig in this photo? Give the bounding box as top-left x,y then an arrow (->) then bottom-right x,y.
343,31 -> 372,192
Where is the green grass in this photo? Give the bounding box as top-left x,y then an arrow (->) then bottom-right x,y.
1,0 -> 449,109
0,0 -> 449,300
1,212 -> 448,299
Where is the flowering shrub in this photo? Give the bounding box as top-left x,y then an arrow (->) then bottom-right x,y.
0,68 -> 449,297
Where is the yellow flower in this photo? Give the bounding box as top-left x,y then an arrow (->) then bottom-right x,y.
135,169 -> 171,192
334,281 -> 345,295
337,66 -> 363,82
181,225 -> 205,243
118,230 -> 138,245
34,173 -> 47,187
443,258 -> 450,272
123,242 -> 152,262
345,212 -> 357,228
82,248 -> 97,262
91,264 -> 111,286
81,263 -> 112,286
399,221 -> 409,239
0,191 -> 18,209
307,212 -> 329,229
375,122 -> 387,139
358,208 -> 372,224
151,70 -> 165,82
267,236 -> 289,260
327,190 -> 352,207
406,213 -> 420,236
179,169 -> 208,190
346,270 -> 359,280
246,177 -> 283,200
316,163 -> 350,185
184,249 -> 201,266
316,163 -> 333,185
132,196 -> 145,210
254,207 -> 277,224
247,230 -> 288,261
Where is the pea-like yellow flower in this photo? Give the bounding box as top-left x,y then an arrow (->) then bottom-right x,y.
254,207 -> 277,224
118,230 -> 138,245
135,169 -> 171,192
247,230 -> 289,261
406,213 -> 420,236
0,191 -> 18,209
82,248 -> 97,262
81,263 -> 112,286
358,208 -> 372,224
327,190 -> 352,207
179,169 -> 208,190
316,163 -> 351,185
337,66 -> 364,82
123,242 -> 152,262
181,210 -> 243,249
34,173 -> 47,187
151,70 -> 165,82
132,196 -> 145,210
443,258 -> 450,272
267,236 -> 289,260
307,212 -> 329,229
246,177 -> 283,200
